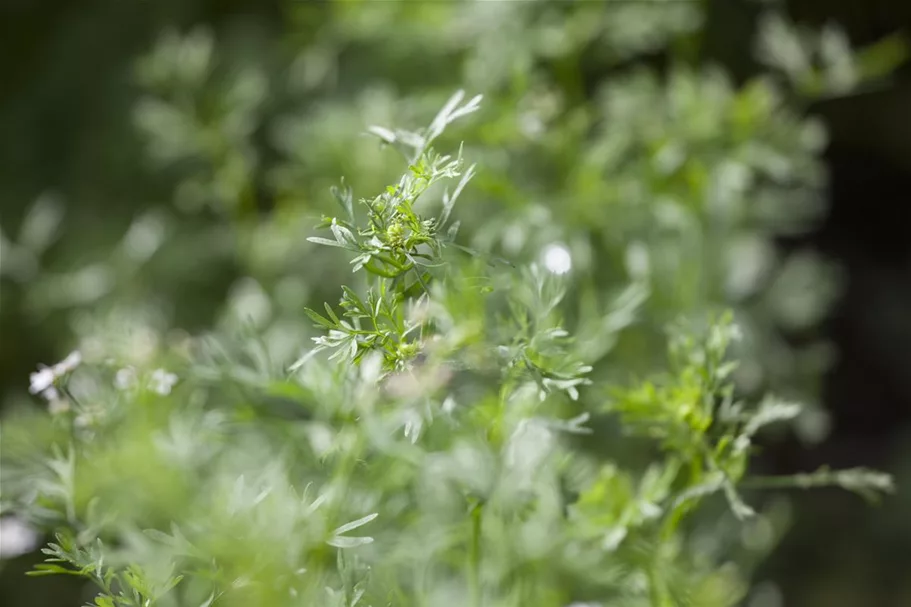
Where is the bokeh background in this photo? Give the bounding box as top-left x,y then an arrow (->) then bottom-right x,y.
2,0 -> 910,605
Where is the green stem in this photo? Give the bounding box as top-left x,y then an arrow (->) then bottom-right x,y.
375,253 -> 408,271
491,379 -> 513,448
59,382 -> 83,410
364,261 -> 400,278
468,500 -> 483,607
661,455 -> 701,542
739,469 -> 885,491
647,566 -> 672,607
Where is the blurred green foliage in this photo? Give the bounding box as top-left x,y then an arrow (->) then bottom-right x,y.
2,1 -> 909,606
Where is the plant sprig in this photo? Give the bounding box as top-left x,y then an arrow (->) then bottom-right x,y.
301,91 -> 482,372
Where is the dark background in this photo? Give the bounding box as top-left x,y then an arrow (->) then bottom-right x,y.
2,1 -> 910,605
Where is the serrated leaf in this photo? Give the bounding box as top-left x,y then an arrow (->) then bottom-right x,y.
428,90 -> 465,141
341,286 -> 367,314
440,163 -> 475,227
450,94 -> 483,122
743,396 -> 802,438
330,179 -> 354,222
426,90 -> 483,144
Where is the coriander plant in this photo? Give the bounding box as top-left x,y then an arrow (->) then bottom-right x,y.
0,91 -> 894,607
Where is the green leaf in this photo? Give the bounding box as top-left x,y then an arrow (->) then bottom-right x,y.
856,34 -> 909,82
427,90 -> 483,144
308,236 -> 353,249
331,220 -> 358,247
198,592 -> 218,607
440,163 -> 475,227
742,395 -> 802,439
367,125 -> 396,145
723,482 -> 756,520
27,564 -> 81,577
341,286 -> 368,316
142,528 -> 178,546
326,536 -> 374,549
330,178 -> 355,222
164,574 -> 184,592
332,512 -> 378,536
304,307 -> 336,329
324,302 -> 341,324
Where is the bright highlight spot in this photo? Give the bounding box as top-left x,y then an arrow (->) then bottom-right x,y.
0,516 -> 39,559
542,243 -> 572,275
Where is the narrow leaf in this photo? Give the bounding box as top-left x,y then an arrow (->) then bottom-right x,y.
367,126 -> 396,144
326,536 -> 374,549
440,163 -> 475,227
323,302 -> 340,324
331,512 -> 378,536
308,236 -> 351,249
428,90 -> 465,141
304,307 -> 336,329
330,179 -> 354,222
330,220 -> 357,247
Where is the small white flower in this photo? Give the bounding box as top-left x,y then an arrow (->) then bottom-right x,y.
149,368 -> 178,395
29,366 -> 55,395
542,243 -> 572,275
114,366 -> 138,390
28,350 -> 82,399
53,350 -> 82,374
0,516 -> 40,559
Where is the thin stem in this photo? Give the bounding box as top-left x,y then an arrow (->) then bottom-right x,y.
660,457 -> 697,542
739,468 -> 893,494
647,566 -> 671,607
59,382 -> 83,410
364,261 -> 400,279
374,253 -> 408,271
468,500 -> 483,607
